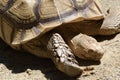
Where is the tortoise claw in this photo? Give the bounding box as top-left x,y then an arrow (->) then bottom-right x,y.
47,33 -> 82,77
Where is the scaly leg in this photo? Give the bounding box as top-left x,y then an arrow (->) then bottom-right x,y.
47,33 -> 82,77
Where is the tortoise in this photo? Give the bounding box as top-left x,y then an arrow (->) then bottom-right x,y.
0,0 -> 120,77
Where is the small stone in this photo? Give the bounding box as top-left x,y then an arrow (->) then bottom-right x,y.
26,69 -> 32,75
84,67 -> 94,71
0,64 -> 7,72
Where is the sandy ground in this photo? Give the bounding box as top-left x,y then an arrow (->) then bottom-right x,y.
0,0 -> 120,80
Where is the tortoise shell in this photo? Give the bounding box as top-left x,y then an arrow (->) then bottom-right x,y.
0,0 -> 103,47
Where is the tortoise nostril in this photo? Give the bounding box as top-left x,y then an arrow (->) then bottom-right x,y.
107,8 -> 110,14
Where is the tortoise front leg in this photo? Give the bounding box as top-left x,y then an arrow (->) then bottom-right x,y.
47,33 -> 82,77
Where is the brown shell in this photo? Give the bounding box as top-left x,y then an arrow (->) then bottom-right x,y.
0,0 -> 103,47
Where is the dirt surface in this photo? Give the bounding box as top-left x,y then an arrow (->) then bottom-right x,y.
0,0 -> 120,80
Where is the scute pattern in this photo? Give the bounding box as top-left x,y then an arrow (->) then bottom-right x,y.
6,0 -> 37,24
0,0 -> 9,11
39,0 -> 58,19
0,16 -> 15,44
0,0 -> 104,47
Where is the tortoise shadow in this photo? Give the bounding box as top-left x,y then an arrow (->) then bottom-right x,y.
0,39 -> 75,80
0,33 -> 117,80
76,57 -> 101,66
93,33 -> 117,42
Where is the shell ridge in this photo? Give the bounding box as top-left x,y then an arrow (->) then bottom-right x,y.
1,0 -> 16,14
83,0 -> 95,18
33,0 -> 41,22
53,0 -> 63,23
53,0 -> 78,23
93,0 -> 102,14
71,0 -> 79,11
77,0 -> 93,10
